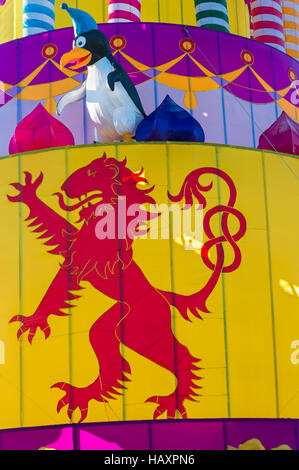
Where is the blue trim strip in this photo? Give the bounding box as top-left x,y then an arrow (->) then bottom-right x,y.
23,4 -> 55,21
23,18 -> 54,31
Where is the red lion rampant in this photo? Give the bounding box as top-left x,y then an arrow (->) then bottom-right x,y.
8,153 -> 246,422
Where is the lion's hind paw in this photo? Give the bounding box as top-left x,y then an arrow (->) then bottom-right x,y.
146,395 -> 187,420
51,381 -> 107,423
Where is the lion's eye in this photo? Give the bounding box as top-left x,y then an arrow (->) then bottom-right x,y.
75,36 -> 87,48
88,169 -> 97,177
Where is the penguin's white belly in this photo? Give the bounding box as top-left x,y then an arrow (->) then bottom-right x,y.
86,58 -> 143,141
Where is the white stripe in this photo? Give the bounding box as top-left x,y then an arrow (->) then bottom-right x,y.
283,13 -> 299,22
23,12 -> 54,26
108,3 -> 141,17
282,1 -> 299,14
23,27 -> 48,36
251,0 -> 282,13
285,42 -> 299,50
195,2 -> 228,16
284,28 -> 299,37
266,42 -> 286,51
109,0 -> 141,3
197,16 -> 229,29
254,28 -> 285,39
252,13 -> 284,24
23,0 -> 55,12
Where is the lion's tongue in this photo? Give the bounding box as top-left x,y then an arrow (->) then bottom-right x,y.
54,192 -> 102,211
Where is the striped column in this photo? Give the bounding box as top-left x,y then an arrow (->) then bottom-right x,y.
245,0 -> 254,38
282,0 -> 299,59
108,0 -> 141,23
194,0 -> 230,33
251,0 -> 286,52
23,0 -> 55,36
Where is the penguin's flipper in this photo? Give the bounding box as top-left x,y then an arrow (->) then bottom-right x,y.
56,81 -> 87,115
107,67 -> 123,92
109,54 -> 146,117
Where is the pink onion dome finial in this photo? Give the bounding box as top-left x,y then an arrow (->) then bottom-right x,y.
9,104 -> 75,155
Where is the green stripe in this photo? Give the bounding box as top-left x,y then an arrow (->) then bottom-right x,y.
195,0 -> 228,6
199,23 -> 230,32
196,10 -> 229,22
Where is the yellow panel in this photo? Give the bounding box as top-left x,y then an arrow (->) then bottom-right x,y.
227,0 -> 250,38
66,144 -> 121,424
263,152 -> 299,418
158,0 -> 183,25
140,0 -> 160,23
17,149 -> 71,427
1,143 -> 298,428
65,143 -> 174,423
217,146 -> 277,417
0,156 -> 20,429
168,143 -> 229,419
182,0 -> 197,26
0,0 -> 15,44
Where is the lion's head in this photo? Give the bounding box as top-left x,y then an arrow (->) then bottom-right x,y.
54,153 -> 155,223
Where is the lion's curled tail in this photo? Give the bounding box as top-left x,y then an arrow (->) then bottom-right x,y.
159,167 -> 247,320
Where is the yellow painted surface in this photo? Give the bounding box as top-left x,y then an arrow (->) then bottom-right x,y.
0,142 -> 298,429
263,152 -> 299,418
227,0 -> 250,38
0,0 -> 251,44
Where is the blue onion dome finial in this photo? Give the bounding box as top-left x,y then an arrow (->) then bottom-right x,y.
136,95 -> 205,143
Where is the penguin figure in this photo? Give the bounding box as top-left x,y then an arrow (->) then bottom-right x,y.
57,3 -> 146,143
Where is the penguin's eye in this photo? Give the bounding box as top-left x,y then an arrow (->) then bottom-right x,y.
75,36 -> 87,48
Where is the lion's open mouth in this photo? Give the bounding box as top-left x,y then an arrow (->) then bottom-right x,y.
54,190 -> 103,211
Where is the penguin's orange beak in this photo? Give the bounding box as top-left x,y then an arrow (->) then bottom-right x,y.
60,47 -> 92,70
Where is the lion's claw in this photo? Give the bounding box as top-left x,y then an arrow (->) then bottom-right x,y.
10,314 -> 50,343
146,395 -> 187,420
7,171 -> 43,203
51,382 -> 107,423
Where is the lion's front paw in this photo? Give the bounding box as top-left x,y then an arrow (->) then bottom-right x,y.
9,314 -> 50,344
146,394 -> 187,420
7,171 -> 43,203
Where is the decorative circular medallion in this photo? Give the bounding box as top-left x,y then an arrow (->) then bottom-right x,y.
179,38 -> 195,54
288,68 -> 296,82
42,44 -> 58,59
110,35 -> 127,51
241,50 -> 254,65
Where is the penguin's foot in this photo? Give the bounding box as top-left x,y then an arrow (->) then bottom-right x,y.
122,133 -> 134,143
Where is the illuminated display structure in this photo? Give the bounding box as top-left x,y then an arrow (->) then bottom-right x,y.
0,0 -> 298,451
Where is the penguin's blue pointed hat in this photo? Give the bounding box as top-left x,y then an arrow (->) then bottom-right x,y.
61,3 -> 98,37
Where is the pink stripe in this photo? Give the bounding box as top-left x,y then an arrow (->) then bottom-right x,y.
254,34 -> 285,46
108,0 -> 141,10
253,20 -> 284,33
251,6 -> 283,18
109,10 -> 141,22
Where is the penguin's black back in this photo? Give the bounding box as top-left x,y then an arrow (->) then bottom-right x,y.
109,54 -> 146,117
81,30 -> 146,117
